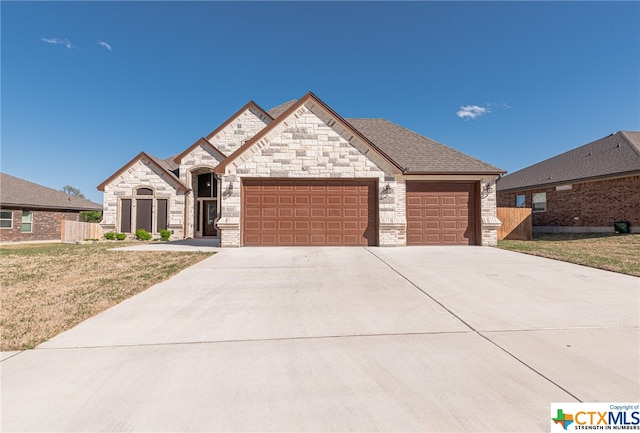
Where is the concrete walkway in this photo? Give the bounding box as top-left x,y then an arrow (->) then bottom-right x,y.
2,247 -> 638,432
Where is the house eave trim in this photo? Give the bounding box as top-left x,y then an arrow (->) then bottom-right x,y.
497,170 -> 640,194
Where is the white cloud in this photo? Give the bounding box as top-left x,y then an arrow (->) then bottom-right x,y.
488,102 -> 511,109
41,37 -> 74,49
456,105 -> 488,120
98,41 -> 112,52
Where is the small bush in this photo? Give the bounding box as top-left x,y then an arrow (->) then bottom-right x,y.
116,233 -> 127,241
104,232 -> 116,240
135,229 -> 152,241
160,229 -> 171,241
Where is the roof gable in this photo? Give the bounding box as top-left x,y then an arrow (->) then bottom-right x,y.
1,172 -> 103,211
214,92 -> 403,175
497,131 -> 640,192
173,137 -> 227,166
97,152 -> 188,192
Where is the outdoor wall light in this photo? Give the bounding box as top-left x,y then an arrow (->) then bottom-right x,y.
380,184 -> 393,197
222,182 -> 234,199
481,183 -> 492,196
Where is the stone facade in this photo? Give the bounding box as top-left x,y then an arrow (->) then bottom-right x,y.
217,100 -> 405,247
206,107 -> 270,156
0,208 -> 79,242
100,96 -> 503,247
497,175 -> 640,233
101,157 -> 186,239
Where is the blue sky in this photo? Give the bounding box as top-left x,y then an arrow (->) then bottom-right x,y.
2,1 -> 639,204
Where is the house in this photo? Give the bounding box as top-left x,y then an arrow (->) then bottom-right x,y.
0,172 -> 103,243
98,92 -> 504,247
497,131 -> 640,233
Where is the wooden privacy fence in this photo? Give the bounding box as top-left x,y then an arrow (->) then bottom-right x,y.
61,220 -> 104,243
497,207 -> 532,241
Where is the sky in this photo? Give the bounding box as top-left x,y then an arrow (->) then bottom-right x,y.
2,1 -> 639,204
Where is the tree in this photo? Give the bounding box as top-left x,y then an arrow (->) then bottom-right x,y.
62,185 -> 85,198
79,211 -> 102,223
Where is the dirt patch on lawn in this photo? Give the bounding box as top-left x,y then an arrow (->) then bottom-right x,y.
1,242 -> 214,351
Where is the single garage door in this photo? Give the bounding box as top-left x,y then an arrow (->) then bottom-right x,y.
406,182 -> 477,245
242,179 -> 378,246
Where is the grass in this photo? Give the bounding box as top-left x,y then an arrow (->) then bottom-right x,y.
498,233 -> 640,277
0,242 -> 214,351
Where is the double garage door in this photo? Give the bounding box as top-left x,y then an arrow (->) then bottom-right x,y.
242,179 -> 377,246
241,179 -> 477,246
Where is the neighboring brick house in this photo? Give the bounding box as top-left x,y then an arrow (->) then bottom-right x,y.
497,131 -> 640,233
99,92 -> 505,247
0,173 -> 103,243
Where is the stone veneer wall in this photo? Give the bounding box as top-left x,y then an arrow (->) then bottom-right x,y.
206,107 -> 270,156
101,157 -> 185,238
217,100 -> 404,247
0,208 -> 79,242
480,177 -> 500,246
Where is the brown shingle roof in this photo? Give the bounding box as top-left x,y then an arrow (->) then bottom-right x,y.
497,131 -> 640,192
0,172 -> 103,211
267,99 -> 297,118
347,118 -> 504,174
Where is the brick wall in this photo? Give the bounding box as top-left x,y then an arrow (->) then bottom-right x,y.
0,208 -> 79,242
497,175 -> 640,231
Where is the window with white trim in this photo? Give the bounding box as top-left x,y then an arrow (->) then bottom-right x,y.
532,193 -> 546,212
0,210 -> 12,229
21,211 -> 33,233
515,194 -> 526,208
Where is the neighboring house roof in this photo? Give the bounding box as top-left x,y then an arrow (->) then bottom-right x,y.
97,152 -> 189,192
267,99 -> 297,118
497,131 -> 640,192
214,92 -> 405,175
348,118 -> 504,174
0,172 -> 103,211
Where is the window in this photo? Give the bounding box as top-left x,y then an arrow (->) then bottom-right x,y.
532,192 -> 546,212
197,173 -> 216,198
120,199 -> 132,233
21,211 -> 33,232
0,210 -> 12,229
515,195 -> 526,208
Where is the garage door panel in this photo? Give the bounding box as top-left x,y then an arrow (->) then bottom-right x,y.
406,182 -> 477,246
279,208 -> 293,218
243,179 -> 377,246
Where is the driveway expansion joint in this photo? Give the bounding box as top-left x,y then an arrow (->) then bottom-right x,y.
365,247 -> 584,403
34,330 -> 475,351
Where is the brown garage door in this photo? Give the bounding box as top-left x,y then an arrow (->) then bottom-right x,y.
406,182 -> 477,245
242,179 -> 378,246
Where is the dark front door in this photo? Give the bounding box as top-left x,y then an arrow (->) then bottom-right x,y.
204,201 -> 217,236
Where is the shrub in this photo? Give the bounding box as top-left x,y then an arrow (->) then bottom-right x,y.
104,232 -> 116,240
116,233 -> 127,241
159,229 -> 171,241
135,229 -> 152,241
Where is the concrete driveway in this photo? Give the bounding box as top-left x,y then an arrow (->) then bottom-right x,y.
2,246 -> 638,432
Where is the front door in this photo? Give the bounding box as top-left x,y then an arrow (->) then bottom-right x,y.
204,200 -> 217,236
